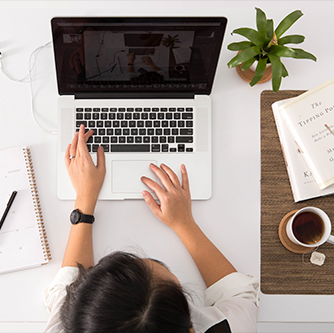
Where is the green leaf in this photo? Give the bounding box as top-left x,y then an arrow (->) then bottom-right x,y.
267,45 -> 296,57
241,57 -> 257,71
268,45 -> 316,61
290,48 -> 317,61
250,56 -> 268,86
227,46 -> 261,68
231,28 -> 266,46
281,62 -> 289,77
278,34 -> 305,45
275,10 -> 303,38
256,8 -> 267,37
227,41 -> 254,51
266,19 -> 274,40
268,54 -> 282,92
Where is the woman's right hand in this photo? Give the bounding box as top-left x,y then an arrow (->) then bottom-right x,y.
141,164 -> 195,232
142,164 -> 238,288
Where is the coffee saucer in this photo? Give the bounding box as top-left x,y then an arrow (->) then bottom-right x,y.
278,210 -> 316,254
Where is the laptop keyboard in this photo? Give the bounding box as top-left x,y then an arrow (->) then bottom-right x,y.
75,107 -> 194,153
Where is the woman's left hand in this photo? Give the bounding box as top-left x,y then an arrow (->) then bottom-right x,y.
65,125 -> 106,214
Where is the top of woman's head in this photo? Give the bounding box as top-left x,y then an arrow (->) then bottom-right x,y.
60,251 -> 192,333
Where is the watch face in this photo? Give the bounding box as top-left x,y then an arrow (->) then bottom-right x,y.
70,209 -> 81,224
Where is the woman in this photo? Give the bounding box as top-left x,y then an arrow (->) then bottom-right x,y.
44,125 -> 259,332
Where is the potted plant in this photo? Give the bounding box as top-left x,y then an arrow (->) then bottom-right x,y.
227,8 -> 317,92
162,35 -> 181,48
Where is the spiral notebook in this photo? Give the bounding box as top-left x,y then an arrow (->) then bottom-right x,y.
0,146 -> 51,274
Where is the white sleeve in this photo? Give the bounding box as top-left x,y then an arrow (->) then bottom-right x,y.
126,72 -> 136,79
205,272 -> 260,333
43,267 -> 79,333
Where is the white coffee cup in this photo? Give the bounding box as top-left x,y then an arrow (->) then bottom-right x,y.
286,207 -> 334,247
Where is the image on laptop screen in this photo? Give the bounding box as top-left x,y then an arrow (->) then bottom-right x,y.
51,17 -> 227,96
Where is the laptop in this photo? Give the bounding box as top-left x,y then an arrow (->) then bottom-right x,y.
51,17 -> 227,200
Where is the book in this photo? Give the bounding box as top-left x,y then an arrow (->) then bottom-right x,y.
0,147 -> 51,274
279,78 -> 334,189
272,98 -> 334,202
172,47 -> 192,64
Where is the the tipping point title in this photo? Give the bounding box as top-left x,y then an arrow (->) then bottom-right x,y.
297,101 -> 334,127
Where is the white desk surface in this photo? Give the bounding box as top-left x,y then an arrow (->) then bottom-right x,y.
1,1 -> 334,332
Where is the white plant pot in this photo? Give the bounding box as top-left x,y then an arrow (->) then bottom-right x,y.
249,61 -> 271,72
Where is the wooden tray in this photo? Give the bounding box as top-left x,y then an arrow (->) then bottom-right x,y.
261,90 -> 334,295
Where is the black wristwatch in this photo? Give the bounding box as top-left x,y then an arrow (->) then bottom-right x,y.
70,209 -> 95,225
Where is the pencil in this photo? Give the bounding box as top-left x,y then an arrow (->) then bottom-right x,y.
325,124 -> 334,136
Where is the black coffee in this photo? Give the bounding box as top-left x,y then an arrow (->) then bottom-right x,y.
292,212 -> 324,245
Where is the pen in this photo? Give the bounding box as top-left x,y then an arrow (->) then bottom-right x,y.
117,56 -> 123,74
0,191 -> 17,230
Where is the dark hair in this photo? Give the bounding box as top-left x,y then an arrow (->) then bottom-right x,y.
60,251 -> 192,333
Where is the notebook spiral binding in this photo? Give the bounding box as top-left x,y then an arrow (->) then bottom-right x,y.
23,148 -> 52,262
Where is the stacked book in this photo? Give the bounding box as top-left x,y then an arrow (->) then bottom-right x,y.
272,77 -> 334,202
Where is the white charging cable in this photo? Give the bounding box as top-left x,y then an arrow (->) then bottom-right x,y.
0,42 -> 57,134
0,51 -> 32,83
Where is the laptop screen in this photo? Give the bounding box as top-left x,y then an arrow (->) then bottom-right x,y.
51,17 -> 227,96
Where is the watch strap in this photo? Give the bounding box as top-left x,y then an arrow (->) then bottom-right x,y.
80,212 -> 95,223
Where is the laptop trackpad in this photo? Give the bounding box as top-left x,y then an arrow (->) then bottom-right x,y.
112,160 -> 157,193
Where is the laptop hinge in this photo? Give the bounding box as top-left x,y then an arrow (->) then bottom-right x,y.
74,92 -> 195,100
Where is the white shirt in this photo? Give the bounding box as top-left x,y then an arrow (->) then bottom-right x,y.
44,267 -> 259,333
